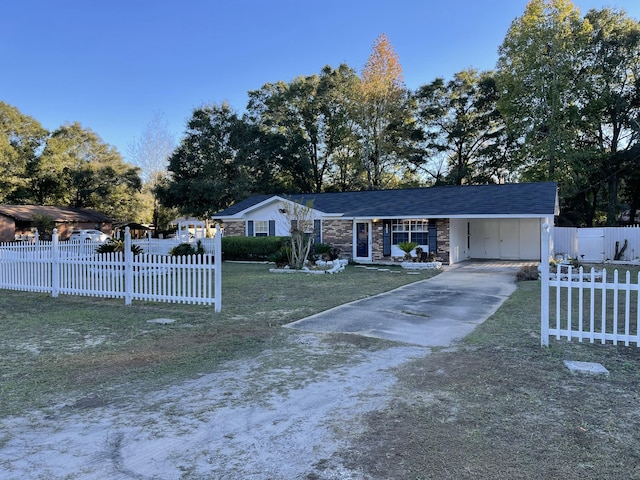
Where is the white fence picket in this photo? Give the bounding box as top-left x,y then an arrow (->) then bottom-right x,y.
542,264 -> 640,347
0,228 -> 222,310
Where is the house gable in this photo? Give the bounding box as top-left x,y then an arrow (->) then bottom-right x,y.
218,197 -> 329,238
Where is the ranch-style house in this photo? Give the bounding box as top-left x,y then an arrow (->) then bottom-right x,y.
0,205 -> 113,242
212,182 -> 559,265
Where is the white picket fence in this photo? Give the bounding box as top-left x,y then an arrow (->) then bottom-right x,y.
541,225 -> 639,346
0,227 -> 222,310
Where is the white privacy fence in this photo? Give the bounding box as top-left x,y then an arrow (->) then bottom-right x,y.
553,226 -> 640,263
0,227 -> 222,310
131,236 -> 217,256
541,225 -> 639,347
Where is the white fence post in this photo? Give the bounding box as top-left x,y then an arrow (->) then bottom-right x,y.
124,227 -> 133,306
51,228 -> 60,298
214,225 -> 222,312
541,222 -> 550,346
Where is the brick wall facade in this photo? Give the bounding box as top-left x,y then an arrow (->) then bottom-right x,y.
370,218 -> 451,264
434,218 -> 450,262
321,219 -> 353,259
222,221 -> 245,236
220,217 -> 451,264
372,220 -> 386,263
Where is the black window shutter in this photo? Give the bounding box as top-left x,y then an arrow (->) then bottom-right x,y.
247,220 -> 254,237
428,219 -> 437,253
268,220 -> 275,236
383,220 -> 391,256
314,219 -> 321,244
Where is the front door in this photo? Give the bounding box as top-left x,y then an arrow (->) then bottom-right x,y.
355,222 -> 370,260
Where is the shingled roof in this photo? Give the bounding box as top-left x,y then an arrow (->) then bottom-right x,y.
213,182 -> 558,219
0,205 -> 112,222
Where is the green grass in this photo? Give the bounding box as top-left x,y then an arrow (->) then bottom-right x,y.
0,262 -> 438,417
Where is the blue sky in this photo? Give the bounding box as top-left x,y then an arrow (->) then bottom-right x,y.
2,0 -> 640,162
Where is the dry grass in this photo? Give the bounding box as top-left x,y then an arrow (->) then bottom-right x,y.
0,261 -> 437,417
339,279 -> 640,480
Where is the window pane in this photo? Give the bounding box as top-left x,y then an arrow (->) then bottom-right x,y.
412,232 -> 428,245
392,232 -> 409,245
255,220 -> 269,236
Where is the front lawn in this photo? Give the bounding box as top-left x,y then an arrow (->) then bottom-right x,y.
0,262 -> 437,417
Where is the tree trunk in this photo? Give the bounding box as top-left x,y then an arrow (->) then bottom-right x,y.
607,174 -> 619,226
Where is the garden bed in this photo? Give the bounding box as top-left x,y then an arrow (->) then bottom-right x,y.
401,261 -> 442,270
270,259 -> 348,274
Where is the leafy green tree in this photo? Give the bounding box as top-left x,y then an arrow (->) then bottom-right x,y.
158,103 -> 256,218
318,64 -> 364,191
0,102 -> 48,203
30,213 -> 55,239
415,68 -> 505,185
247,79 -> 317,193
38,123 -> 141,218
496,0 -> 592,181
248,64 -> 364,193
577,8 -> 640,225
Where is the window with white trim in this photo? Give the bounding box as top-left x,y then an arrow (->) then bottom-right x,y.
391,219 -> 429,245
254,220 -> 269,236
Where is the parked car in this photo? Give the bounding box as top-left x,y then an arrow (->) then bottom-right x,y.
69,229 -> 110,242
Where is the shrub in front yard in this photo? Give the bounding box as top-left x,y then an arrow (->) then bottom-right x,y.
96,238 -> 143,255
312,243 -> 341,261
221,236 -> 288,261
170,241 -> 205,256
516,265 -> 540,281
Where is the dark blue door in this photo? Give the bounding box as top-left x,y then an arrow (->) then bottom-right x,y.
356,222 -> 369,258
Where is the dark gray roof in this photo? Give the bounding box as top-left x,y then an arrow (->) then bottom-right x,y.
213,182 -> 558,218
0,205 -> 113,222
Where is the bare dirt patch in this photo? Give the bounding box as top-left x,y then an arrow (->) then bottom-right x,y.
0,333 -> 428,479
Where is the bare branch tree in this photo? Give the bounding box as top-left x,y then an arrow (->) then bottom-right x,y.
128,111 -> 175,185
280,200 -> 315,269
127,111 -> 176,233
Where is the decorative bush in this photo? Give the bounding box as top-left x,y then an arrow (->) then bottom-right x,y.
170,241 -> 204,256
397,241 -> 419,260
96,239 -> 143,255
516,265 -> 540,281
221,236 -> 288,261
267,246 -> 290,267
312,243 -> 341,261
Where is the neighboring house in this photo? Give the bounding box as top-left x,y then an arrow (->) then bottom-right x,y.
0,205 -> 113,242
212,182 -> 559,265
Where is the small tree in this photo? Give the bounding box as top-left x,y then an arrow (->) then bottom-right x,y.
31,213 -> 55,239
281,200 -> 315,269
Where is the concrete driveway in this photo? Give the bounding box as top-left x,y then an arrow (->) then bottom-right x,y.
286,260 -> 531,347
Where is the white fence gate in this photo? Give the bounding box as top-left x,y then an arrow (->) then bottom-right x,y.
541,225 -> 639,346
0,227 -> 222,311
553,226 -> 640,263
